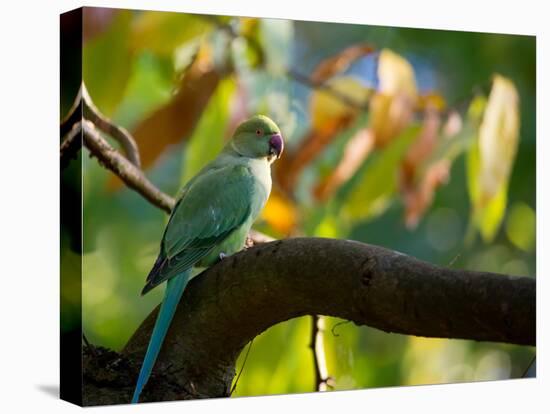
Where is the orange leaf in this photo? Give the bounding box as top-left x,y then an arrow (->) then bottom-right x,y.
261,189 -> 298,235
107,42 -> 224,190
313,128 -> 375,201
310,43 -> 375,85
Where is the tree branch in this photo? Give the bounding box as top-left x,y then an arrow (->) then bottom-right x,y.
60,121 -> 82,170
60,84 -> 273,244
81,83 -> 142,168
82,237 -> 535,405
82,120 -> 175,213
61,82 -> 141,168
310,315 -> 333,391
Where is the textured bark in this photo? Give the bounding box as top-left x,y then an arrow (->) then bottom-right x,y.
82,237 -> 535,406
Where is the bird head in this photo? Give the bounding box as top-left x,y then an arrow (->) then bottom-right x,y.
231,115 -> 284,163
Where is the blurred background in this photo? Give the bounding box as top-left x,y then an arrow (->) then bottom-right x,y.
61,7 -> 535,397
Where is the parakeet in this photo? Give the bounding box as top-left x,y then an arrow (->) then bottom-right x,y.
131,115 -> 284,403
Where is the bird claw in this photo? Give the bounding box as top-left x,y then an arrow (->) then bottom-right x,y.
244,237 -> 254,249
218,252 -> 228,261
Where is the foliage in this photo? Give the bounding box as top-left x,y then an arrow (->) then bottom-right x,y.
68,8 -> 536,397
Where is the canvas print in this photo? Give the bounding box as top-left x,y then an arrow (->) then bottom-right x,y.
60,6 -> 536,406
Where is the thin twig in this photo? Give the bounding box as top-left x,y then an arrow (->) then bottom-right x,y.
60,87 -> 82,138
60,87 -> 273,244
60,121 -> 82,170
208,17 -> 369,112
330,320 -> 351,337
230,339 -> 254,396
287,69 -> 369,111
309,315 -> 334,391
82,120 -> 175,213
81,83 -> 142,167
522,356 -> 536,378
61,83 -> 142,167
83,333 -> 98,357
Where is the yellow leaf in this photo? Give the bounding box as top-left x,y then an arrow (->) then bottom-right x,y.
310,76 -> 371,132
478,74 -> 520,203
370,49 -> 417,146
261,189 -> 298,235
466,74 -> 521,243
377,49 -> 417,97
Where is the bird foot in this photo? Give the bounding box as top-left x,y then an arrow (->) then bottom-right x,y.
218,252 -> 228,261
244,236 -> 254,249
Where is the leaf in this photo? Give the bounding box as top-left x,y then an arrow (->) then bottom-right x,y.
478,75 -> 520,201
506,202 -> 536,252
310,76 -> 371,133
370,49 -> 417,147
344,125 -> 421,220
261,188 -> 299,236
311,43 -> 375,85
83,10 -> 133,116
130,11 -> 212,56
313,128 -> 375,201
377,49 -> 417,97
276,77 -> 370,193
130,41 -> 223,170
478,181 -> 507,242
467,133 -> 507,243
113,52 -> 174,127
466,74 -> 520,243
181,77 -> 236,184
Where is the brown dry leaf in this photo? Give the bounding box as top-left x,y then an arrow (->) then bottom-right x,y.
261,188 -> 299,235
133,46 -> 221,168
313,128 -> 375,201
370,49 -> 417,147
402,159 -> 450,229
310,43 -> 375,85
399,106 -> 447,228
401,106 -> 441,187
107,42 -> 226,189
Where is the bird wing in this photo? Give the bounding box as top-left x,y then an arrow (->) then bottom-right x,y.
141,164 -> 256,294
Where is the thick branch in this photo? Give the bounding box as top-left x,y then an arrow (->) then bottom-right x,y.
83,237 -> 535,405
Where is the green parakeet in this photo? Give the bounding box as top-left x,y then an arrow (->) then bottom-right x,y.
132,115 -> 284,403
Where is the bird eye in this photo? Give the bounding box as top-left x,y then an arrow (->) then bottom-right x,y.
256,129 -> 262,136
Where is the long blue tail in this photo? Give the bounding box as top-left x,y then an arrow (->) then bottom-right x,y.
131,271 -> 190,403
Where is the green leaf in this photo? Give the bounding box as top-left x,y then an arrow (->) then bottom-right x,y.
466,137 -> 508,243
344,125 -> 421,220
180,77 -> 236,185
506,202 -> 536,252
478,181 -> 507,242
466,134 -> 481,207
113,52 -> 174,127
83,10 -> 133,116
